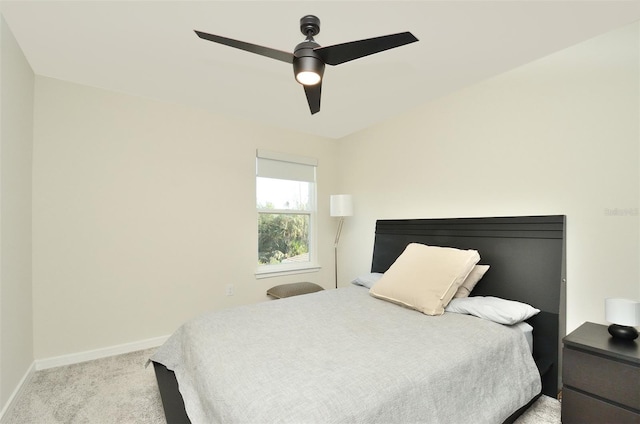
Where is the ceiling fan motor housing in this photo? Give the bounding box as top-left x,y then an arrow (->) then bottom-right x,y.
299,15 -> 320,37
293,40 -> 325,85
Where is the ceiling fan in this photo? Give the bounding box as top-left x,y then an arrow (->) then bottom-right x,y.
194,15 -> 418,115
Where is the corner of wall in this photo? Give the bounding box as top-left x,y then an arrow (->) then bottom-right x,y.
0,13 -> 35,413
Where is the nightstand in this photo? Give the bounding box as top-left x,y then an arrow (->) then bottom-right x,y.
562,322 -> 640,423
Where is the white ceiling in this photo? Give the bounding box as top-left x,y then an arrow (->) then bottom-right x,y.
2,1 -> 640,139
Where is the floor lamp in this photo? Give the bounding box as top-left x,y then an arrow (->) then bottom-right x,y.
330,194 -> 353,289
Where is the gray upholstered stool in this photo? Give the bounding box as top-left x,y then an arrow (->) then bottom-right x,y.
267,282 -> 324,299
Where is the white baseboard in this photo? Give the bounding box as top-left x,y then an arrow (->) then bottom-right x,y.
0,361 -> 35,423
35,335 -> 169,371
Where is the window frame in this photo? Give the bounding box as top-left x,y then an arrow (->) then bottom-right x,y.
255,150 -> 319,278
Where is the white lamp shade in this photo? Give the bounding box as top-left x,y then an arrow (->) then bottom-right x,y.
330,194 -> 353,217
605,298 -> 640,326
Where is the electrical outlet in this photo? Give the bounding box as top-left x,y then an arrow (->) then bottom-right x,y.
226,284 -> 234,296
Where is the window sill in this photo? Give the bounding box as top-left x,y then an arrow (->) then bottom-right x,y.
255,264 -> 321,279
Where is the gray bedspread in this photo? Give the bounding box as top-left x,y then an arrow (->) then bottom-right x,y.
152,286 -> 541,424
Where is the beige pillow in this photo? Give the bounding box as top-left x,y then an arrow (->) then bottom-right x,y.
454,265 -> 490,298
369,243 -> 480,315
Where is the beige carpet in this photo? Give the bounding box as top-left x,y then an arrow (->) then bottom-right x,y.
2,349 -> 164,424
3,348 -> 560,424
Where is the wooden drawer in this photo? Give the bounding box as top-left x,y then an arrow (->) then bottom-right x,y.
563,347 -> 640,410
562,387 -> 640,424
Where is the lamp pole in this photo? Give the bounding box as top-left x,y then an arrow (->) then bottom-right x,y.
330,194 -> 353,289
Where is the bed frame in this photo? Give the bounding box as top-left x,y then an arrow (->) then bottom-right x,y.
153,215 -> 566,423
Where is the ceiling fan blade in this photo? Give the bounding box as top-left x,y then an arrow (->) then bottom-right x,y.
194,30 -> 294,64
303,83 -> 321,115
314,32 -> 418,66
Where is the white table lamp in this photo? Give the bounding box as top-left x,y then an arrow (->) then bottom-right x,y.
605,298 -> 640,340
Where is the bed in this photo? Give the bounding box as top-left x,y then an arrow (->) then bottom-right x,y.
151,215 -> 566,424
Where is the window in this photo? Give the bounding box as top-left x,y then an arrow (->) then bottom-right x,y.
256,150 -> 318,276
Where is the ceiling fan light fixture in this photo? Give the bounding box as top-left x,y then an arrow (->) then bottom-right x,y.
296,71 -> 321,85
293,40 -> 325,86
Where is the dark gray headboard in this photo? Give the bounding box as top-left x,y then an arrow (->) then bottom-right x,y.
370,215 -> 566,397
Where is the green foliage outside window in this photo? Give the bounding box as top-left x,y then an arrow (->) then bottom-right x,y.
258,213 -> 309,265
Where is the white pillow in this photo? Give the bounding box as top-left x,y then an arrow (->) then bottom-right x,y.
351,272 -> 384,289
445,296 -> 540,325
369,243 -> 480,316
453,265 -> 490,298
513,321 -> 534,353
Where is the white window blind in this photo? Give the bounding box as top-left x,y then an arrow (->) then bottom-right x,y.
256,150 -> 317,183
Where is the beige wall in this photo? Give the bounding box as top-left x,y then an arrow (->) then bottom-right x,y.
32,77 -> 340,358
338,22 -> 640,334
0,16 -> 34,409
